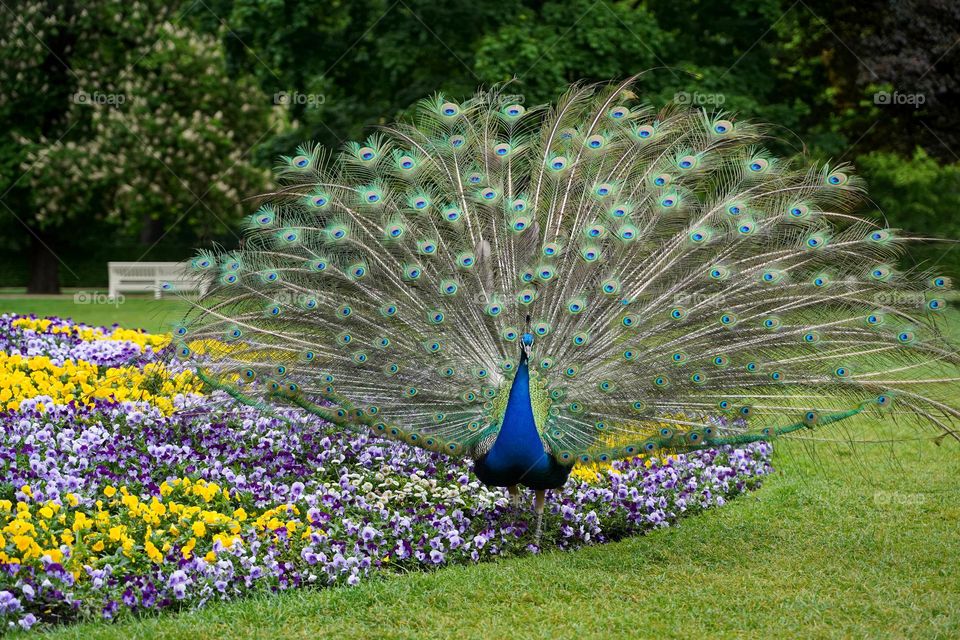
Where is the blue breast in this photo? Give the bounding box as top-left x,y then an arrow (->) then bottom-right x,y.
472,350 -> 571,489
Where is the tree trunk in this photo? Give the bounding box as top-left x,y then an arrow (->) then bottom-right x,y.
26,230 -> 60,294
138,212 -> 163,245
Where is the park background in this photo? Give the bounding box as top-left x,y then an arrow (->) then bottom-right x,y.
1,0 -> 959,298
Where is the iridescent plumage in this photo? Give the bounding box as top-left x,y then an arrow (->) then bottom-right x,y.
175,78 -> 960,515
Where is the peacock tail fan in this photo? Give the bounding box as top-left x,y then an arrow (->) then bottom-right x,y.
168,76 -> 960,470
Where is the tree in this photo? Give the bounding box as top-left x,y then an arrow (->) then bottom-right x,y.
473,0 -> 667,103
188,0 -> 526,152
858,148 -> 960,275
801,0 -> 960,161
0,0 -> 274,293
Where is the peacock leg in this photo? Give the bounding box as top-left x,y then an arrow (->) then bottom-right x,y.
533,489 -> 546,544
507,484 -> 521,508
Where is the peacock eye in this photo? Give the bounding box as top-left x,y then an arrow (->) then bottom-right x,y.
586,135 -> 604,149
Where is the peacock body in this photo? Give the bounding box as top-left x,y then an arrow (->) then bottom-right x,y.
175,77 -> 959,534
473,344 -> 572,490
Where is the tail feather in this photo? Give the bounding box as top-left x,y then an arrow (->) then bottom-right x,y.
171,79 -> 960,463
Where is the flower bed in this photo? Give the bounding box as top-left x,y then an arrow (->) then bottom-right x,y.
0,316 -> 197,415
0,314 -> 773,631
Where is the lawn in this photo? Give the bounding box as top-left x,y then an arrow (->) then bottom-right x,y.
4,298 -> 960,639
0,293 -> 191,334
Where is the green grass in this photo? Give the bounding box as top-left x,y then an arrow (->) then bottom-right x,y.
0,294 -> 190,334
18,432 -> 960,640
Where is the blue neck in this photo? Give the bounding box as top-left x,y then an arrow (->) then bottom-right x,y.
484,351 -> 548,471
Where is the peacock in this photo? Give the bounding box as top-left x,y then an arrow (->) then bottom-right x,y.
171,76 -> 960,542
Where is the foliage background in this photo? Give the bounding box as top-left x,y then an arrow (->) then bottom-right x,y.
1,0 -> 958,291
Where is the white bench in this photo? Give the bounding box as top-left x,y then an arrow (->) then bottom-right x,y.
108,262 -> 209,299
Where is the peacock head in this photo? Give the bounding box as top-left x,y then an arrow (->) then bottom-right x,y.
522,332 -> 534,346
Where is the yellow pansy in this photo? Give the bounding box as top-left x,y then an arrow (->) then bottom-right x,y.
0,353 -> 201,414
44,548 -> 64,563
145,540 -> 164,563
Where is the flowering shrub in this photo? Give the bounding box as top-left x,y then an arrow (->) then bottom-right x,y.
0,314 -> 773,631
